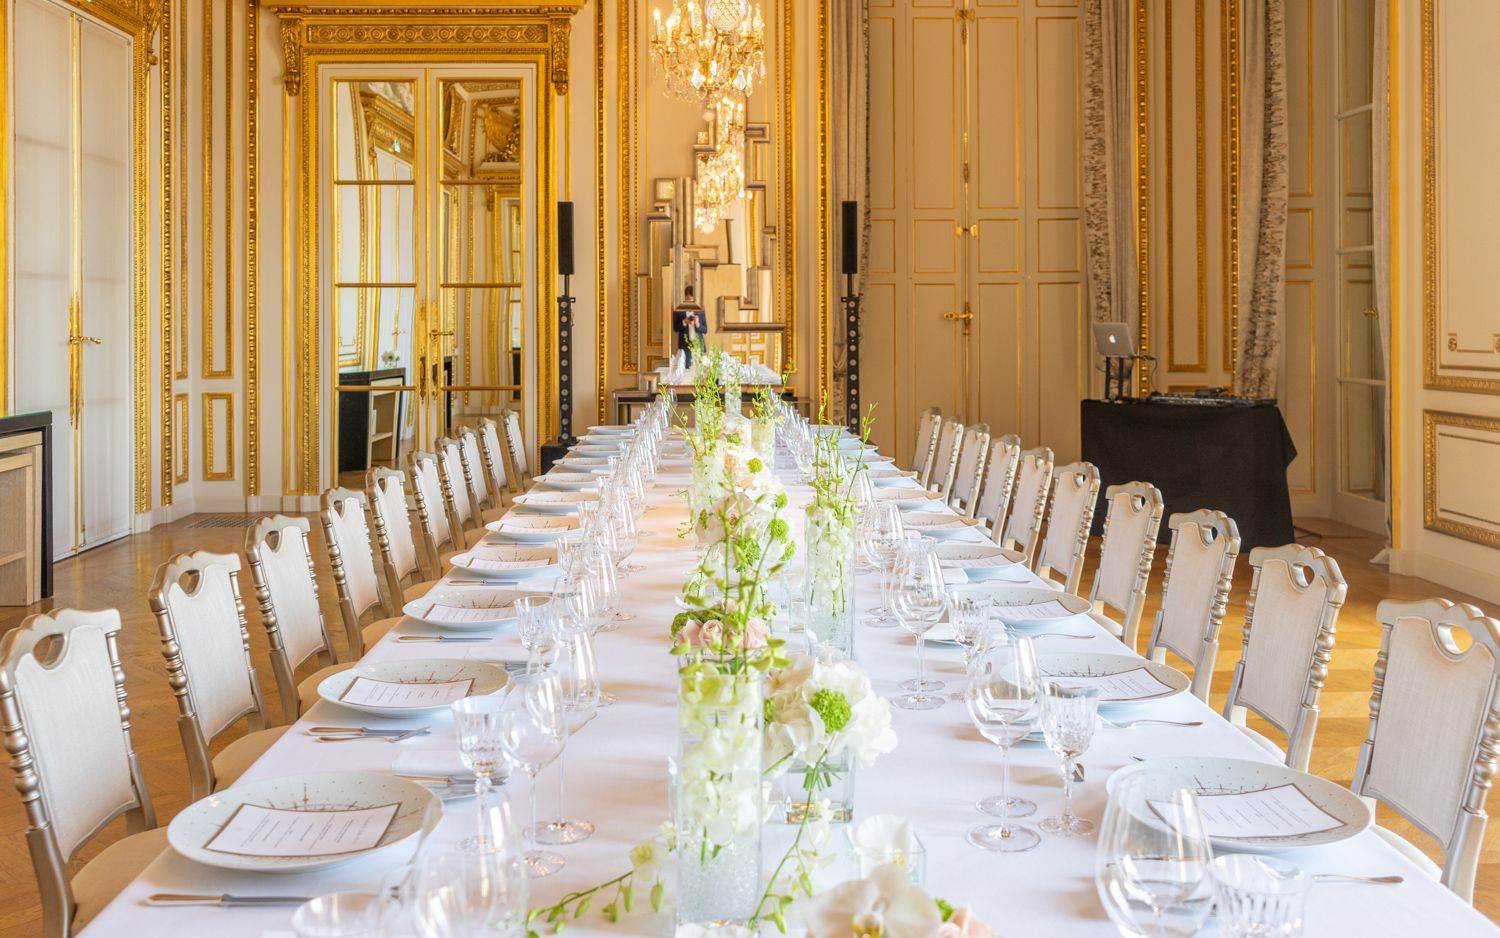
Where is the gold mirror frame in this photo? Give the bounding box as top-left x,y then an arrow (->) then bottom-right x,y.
271,3 -> 579,495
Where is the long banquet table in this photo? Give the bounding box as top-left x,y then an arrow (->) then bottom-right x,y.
81,434 -> 1498,937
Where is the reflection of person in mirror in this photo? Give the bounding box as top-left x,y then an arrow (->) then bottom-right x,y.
672,286 -> 708,365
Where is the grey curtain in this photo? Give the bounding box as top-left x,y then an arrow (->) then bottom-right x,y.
829,0 -> 870,420
1233,0 -> 1290,398
1081,0 -> 1137,329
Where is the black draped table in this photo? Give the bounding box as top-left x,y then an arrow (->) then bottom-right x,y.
1080,398 -> 1296,550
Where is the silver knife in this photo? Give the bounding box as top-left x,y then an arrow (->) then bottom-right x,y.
146,893 -> 313,907
308,726 -> 427,736
396,635 -> 494,643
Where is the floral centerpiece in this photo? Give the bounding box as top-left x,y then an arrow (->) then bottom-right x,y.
804,404 -> 876,657
750,382 -> 782,466
680,337 -> 731,542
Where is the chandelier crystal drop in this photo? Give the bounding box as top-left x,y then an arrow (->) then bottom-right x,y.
693,96 -> 747,233
650,0 -> 767,104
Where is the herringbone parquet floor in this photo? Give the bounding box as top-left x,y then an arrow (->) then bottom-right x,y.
0,514 -> 1494,935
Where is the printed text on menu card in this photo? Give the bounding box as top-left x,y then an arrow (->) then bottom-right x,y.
1001,600 -> 1074,620
1049,666 -> 1174,701
206,802 -> 400,857
339,677 -> 475,709
1151,784 -> 1345,839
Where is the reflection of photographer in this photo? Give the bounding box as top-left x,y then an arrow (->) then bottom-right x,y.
672,286 -> 708,364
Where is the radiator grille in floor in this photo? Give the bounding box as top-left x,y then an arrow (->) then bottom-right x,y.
185,514 -> 263,530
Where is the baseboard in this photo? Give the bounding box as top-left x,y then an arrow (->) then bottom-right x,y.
1388,548 -> 1500,606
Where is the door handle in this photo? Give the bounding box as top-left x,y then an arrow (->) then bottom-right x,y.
69,335 -> 103,345
942,311 -> 974,322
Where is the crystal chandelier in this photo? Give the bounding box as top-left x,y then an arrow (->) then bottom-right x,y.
693,96 -> 747,233
650,0 -> 767,103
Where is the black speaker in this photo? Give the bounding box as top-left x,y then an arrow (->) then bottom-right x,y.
557,202 -> 575,277
840,201 -> 858,276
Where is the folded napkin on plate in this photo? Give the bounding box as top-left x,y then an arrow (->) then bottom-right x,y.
392,747 -> 477,777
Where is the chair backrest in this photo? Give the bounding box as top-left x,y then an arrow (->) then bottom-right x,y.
320,487 -> 391,658
1088,481 -> 1164,649
503,409 -> 530,486
436,436 -> 476,531
1223,545 -> 1347,772
0,608 -> 156,938
477,417 -> 511,497
459,426 -> 493,512
1145,510 -> 1241,701
998,446 -> 1053,563
408,450 -> 456,563
1353,599 -> 1500,903
1034,461 -> 1101,593
148,551 -> 270,799
947,424 -> 991,513
368,466 -> 426,593
910,407 -> 941,483
973,434 -> 1021,526
927,418 -> 965,497
247,515 -> 337,723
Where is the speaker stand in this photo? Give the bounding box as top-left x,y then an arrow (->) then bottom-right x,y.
842,272 -> 862,432
553,273 -> 576,447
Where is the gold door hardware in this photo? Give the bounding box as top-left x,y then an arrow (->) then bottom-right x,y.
943,311 -> 975,322
68,334 -> 102,345
1361,308 -> 1378,318
953,224 -> 978,237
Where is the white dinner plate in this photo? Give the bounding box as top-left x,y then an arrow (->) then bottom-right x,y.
976,585 -> 1092,627
168,771 -> 439,873
934,542 -> 1022,581
1033,651 -> 1189,707
1106,757 -> 1373,852
572,444 -> 622,457
485,514 -> 581,542
559,456 -> 611,470
873,488 -> 946,508
586,425 -> 635,436
401,588 -> 548,630
865,467 -> 916,488
899,512 -> 983,540
448,545 -> 559,580
317,659 -> 511,717
535,471 -> 601,491
513,491 -> 600,514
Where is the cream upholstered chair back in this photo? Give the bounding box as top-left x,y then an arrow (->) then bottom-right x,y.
320,487 -> 391,658
973,434 -> 1021,527
947,424 -> 991,514
436,436 -> 477,532
1145,510 -> 1241,701
998,446 -> 1053,563
408,450 -> 456,564
459,426 -> 495,513
478,417 -> 512,497
1353,599 -> 1500,903
1222,545 -> 1346,772
1034,461 -> 1101,593
246,515 -> 338,723
0,608 -> 158,938
910,407 -> 941,484
368,467 -> 426,594
148,551 -> 271,799
1087,481 -> 1164,649
503,409 -> 530,489
927,418 -> 965,497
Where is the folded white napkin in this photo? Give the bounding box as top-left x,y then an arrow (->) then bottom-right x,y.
391,747 -> 472,776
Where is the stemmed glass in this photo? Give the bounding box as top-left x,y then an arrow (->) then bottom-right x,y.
1096,773 -> 1215,936
1038,682 -> 1100,836
608,499 -> 643,575
515,596 -> 557,674
860,503 -> 905,627
533,633 -> 600,846
893,541 -> 947,709
947,589 -> 994,700
966,634 -> 1041,852
497,673 -> 566,877
450,695 -> 509,853
407,842 -> 529,938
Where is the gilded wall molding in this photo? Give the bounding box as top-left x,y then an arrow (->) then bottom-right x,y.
779,0 -> 795,375
1423,409 -> 1500,548
815,0 -> 828,399
1221,0 -> 1240,373
1133,0 -> 1150,395
280,15 -> 303,95
549,14 -> 570,95
133,23 -> 153,513
595,0 -> 606,418
617,0 -> 636,373
246,0 -> 261,495
159,0 -> 174,505
203,392 -> 236,481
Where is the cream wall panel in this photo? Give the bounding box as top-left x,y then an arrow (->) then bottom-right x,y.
910,282 -> 963,418
1284,280 -> 1316,493
1427,412 -> 1500,540
973,15 -> 1021,210
976,218 -> 1020,273
912,220 -> 958,274
1032,16 -> 1081,211
869,17 -> 896,211
909,16 -> 960,212
1035,281 -> 1084,463
1036,218 -> 1081,273
868,218 -> 896,275
974,282 -> 1023,436
863,283 -> 899,453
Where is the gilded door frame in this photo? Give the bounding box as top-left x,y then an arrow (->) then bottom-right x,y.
273,4 -> 578,494
0,0 -> 157,517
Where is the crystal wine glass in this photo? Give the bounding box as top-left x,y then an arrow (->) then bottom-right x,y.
1096,772 -> 1215,936
893,541 -> 947,709
497,674 -> 566,878
860,502 -> 905,627
515,595 -> 557,674
966,634 -> 1041,851
1038,682 -> 1100,836
533,633 -> 600,846
450,694 -> 509,852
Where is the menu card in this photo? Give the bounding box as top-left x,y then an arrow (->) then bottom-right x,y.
466,556 -> 550,571
205,802 -> 399,858
999,600 -> 1074,620
1046,666 -> 1174,701
1152,784 -> 1345,839
339,676 -> 474,709
422,600 -> 515,624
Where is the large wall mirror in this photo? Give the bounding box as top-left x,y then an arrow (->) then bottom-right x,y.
325,69 -> 536,487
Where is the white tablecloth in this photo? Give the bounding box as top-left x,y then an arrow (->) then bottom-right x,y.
80,447 -> 1498,937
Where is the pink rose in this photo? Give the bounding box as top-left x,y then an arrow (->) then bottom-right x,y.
743,617 -> 769,649
936,908 -> 996,938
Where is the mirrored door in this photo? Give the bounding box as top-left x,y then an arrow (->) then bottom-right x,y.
326,70 -> 535,489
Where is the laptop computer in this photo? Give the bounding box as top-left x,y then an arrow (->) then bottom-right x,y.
1092,321 -> 1134,358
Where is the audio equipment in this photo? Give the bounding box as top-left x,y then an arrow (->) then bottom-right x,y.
840,201 -> 858,276
840,201 -> 862,429
557,201 -> 575,277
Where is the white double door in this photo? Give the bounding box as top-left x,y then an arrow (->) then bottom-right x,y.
9,0 -> 134,556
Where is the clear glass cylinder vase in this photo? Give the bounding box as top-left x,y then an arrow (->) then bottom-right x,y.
674,661 -> 764,928
772,749 -> 855,825
690,455 -> 726,546
804,506 -> 857,657
751,418 -> 777,467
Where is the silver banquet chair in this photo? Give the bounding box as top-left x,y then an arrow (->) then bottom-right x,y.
1144,509 -> 1242,701
1084,481 -> 1164,650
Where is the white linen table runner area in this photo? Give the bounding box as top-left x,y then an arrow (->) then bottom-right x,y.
80,451 -> 1497,937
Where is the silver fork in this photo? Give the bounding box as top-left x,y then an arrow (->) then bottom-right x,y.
1101,717 -> 1203,729
1033,631 -> 1097,640
1312,874 -> 1404,886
